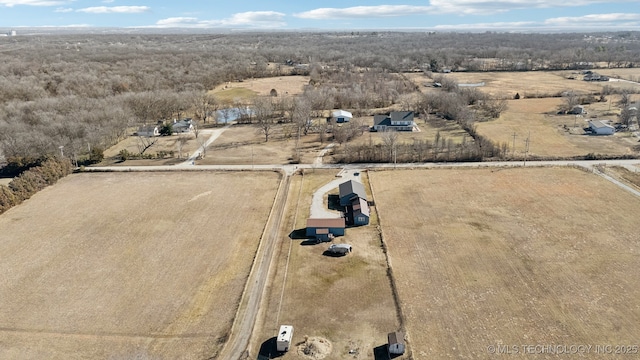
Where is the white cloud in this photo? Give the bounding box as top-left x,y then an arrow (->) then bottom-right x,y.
155,17 -> 199,27
77,6 -> 150,14
0,0 -> 72,6
434,21 -> 539,30
295,5 -> 434,19
545,13 -> 640,26
152,11 -> 286,28
429,0 -> 638,15
295,1 -> 637,18
434,13 -> 640,30
54,6 -> 72,12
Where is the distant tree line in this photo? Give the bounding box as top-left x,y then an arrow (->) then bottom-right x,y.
0,156 -> 73,214
1,31 -> 639,163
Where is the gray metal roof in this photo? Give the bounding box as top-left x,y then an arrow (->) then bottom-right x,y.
339,180 -> 367,201
390,111 -> 414,123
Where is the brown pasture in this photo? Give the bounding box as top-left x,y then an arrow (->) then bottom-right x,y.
198,123 -> 328,165
347,115 -> 470,147
102,131 -> 203,166
253,169 -> 399,359
370,167 -> 640,359
210,75 -> 310,102
0,171 -> 280,359
407,70 -> 640,99
476,98 -> 640,158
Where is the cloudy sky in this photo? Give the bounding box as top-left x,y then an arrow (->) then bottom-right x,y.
1,0 -> 639,32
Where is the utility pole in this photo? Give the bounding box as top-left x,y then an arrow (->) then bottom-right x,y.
512,132 -> 517,158
523,132 -> 530,166
393,143 -> 397,168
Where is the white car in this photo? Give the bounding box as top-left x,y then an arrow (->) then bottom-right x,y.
327,244 -> 352,255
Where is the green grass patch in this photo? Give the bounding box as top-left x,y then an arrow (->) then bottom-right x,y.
211,87 -> 258,102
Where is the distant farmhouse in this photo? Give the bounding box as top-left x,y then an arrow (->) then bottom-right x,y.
330,110 -> 353,123
583,71 -> 609,82
172,118 -> 194,133
589,120 -> 615,135
136,124 -> 160,137
568,105 -> 586,115
372,111 -> 416,132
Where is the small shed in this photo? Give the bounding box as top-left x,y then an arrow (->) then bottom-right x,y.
589,120 -> 615,135
306,218 -> 346,241
331,109 -> 353,123
388,331 -> 405,355
339,180 -> 367,206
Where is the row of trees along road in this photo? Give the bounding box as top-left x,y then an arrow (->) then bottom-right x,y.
1,31 -> 639,164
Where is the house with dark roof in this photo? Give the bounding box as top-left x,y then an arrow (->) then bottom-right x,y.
173,118 -> 194,133
346,197 -> 370,226
339,180 -> 370,226
372,111 -> 416,132
339,180 -> 367,206
136,124 -> 160,137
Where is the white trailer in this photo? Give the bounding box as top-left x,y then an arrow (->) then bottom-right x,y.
276,325 -> 294,352
327,243 -> 352,255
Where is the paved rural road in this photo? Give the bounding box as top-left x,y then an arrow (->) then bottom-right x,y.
84,158 -> 640,358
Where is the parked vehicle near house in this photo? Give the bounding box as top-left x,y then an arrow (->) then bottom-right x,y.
327,243 -> 352,255
276,325 -> 294,352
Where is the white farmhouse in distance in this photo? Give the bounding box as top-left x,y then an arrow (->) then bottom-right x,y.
589,120 -> 615,135
331,109 -> 353,123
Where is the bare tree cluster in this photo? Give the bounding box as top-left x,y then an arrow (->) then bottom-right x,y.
1,31 -> 639,163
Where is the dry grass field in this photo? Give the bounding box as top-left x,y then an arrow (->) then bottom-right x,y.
210,75 -> 310,103
347,115 -> 470,148
198,123 -> 328,165
253,169 -> 400,359
476,98 -> 640,158
0,171 -> 280,359
407,70 -> 640,99
370,167 -> 640,359
102,131 -> 204,166
602,166 -> 640,190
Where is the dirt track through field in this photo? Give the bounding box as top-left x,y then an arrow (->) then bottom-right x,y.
217,172 -> 291,359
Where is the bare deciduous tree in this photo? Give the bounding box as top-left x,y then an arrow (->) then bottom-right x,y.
137,136 -> 158,155
381,129 -> 399,163
253,97 -> 275,142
